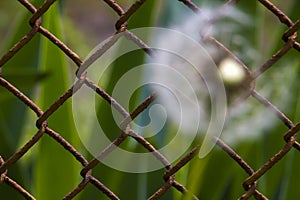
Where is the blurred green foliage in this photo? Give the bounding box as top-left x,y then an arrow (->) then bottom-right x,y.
0,0 -> 300,199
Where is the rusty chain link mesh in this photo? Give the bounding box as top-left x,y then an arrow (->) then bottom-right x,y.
0,0 -> 300,199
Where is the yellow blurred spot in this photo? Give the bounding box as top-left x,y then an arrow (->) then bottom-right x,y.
219,58 -> 245,85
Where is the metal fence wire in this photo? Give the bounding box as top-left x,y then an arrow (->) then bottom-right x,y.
1,0 -> 300,199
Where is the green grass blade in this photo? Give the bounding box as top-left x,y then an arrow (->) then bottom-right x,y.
84,1 -> 159,198
34,3 -> 80,199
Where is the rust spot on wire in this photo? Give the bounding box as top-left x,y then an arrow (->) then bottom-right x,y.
0,18 -> 41,67
29,0 -> 57,25
115,0 -> 148,29
0,122 -> 47,174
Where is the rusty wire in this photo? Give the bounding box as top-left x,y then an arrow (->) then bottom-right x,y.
0,0 -> 300,199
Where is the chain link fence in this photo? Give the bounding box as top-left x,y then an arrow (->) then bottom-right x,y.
0,0 -> 300,199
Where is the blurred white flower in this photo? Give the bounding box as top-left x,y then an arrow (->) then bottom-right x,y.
145,5 -> 263,149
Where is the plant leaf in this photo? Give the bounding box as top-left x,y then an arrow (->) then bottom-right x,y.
33,3 -> 80,199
